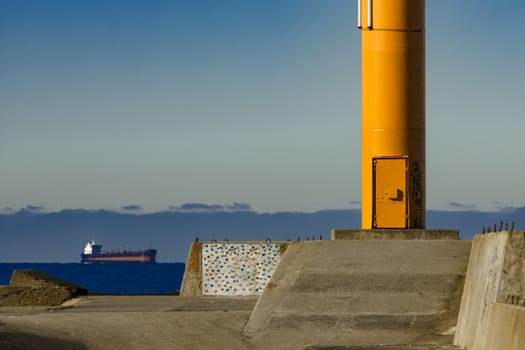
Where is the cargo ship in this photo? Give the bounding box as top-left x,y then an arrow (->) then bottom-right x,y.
81,240 -> 157,263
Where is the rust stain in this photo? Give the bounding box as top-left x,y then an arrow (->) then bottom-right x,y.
278,242 -> 289,255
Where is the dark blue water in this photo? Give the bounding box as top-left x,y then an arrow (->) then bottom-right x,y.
0,263 -> 185,295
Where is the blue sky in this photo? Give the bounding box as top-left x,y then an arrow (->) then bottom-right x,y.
1,0 -> 524,213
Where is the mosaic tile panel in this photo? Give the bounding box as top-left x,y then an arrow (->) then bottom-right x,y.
202,242 -> 282,296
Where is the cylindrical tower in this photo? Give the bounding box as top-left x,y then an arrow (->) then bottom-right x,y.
359,0 -> 425,229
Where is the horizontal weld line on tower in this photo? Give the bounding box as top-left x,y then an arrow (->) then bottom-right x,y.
365,28 -> 424,33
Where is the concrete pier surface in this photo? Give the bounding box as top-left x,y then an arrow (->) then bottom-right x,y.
0,295 -> 257,350
0,295 -> 459,350
244,240 -> 470,349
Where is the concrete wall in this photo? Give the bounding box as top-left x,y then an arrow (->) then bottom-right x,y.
244,239 -> 471,346
331,229 -> 459,240
10,270 -> 87,295
180,241 -> 288,297
179,242 -> 202,296
454,231 -> 525,350
483,303 -> 525,350
0,269 -> 87,306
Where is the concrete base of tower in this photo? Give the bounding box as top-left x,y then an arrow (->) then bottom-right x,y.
331,229 -> 459,240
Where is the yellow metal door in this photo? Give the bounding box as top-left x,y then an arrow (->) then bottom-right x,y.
373,158 -> 407,228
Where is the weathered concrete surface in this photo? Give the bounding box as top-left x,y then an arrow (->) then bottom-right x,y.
179,242 -> 202,296
0,286 -> 73,307
331,229 -> 459,240
0,295 -> 461,350
454,231 -> 525,350
498,231 -> 525,302
10,270 -> 87,296
0,296 -> 257,350
483,303 -> 525,350
0,270 -> 87,307
454,232 -> 508,350
304,347 -> 459,350
244,240 -> 471,349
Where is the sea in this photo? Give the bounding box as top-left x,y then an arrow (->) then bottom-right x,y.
0,263 -> 186,295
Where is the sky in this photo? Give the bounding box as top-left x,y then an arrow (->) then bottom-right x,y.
1,0 -> 524,214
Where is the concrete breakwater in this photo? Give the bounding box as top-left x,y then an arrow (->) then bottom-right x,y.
180,231 -> 525,349
180,241 -> 289,297
454,230 -> 525,350
2,231 -> 525,349
243,239 -> 471,348
0,269 -> 87,306
180,237 -> 472,348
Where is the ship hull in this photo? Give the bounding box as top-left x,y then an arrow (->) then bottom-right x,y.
81,249 -> 157,264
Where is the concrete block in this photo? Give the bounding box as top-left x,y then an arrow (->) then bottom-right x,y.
179,242 -> 202,297
454,231 -> 525,350
180,241 -> 288,297
0,286 -> 73,307
244,240 -> 470,347
499,231 -> 525,302
0,269 -> 87,307
483,303 -> 525,350
9,269 -> 87,296
454,232 -> 507,349
331,229 -> 459,240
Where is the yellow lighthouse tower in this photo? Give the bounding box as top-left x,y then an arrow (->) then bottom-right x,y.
359,0 -> 425,229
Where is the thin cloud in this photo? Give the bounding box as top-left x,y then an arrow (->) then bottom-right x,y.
170,202 -> 252,212
180,203 -> 224,211
495,206 -> 518,214
225,202 -> 251,211
25,204 -> 45,212
121,204 -> 143,211
448,202 -> 477,210
492,201 -> 519,213
3,206 -> 15,213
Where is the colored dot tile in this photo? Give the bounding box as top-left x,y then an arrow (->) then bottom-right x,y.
202,242 -> 282,296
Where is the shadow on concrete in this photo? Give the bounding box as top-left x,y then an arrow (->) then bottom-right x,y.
0,331 -> 87,350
